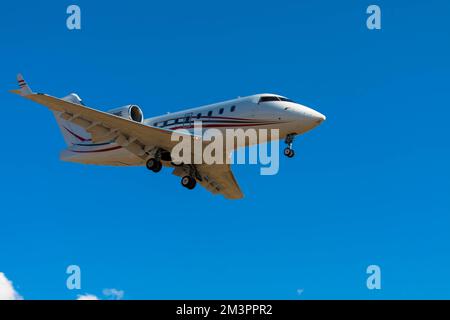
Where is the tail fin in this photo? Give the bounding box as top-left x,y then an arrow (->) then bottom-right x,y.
17,73 -> 33,96
11,74 -> 91,146
53,93 -> 92,146
10,73 -> 34,96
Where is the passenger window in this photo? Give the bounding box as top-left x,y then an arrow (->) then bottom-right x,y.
207,110 -> 212,117
196,113 -> 202,119
219,108 -> 224,115
230,105 -> 236,112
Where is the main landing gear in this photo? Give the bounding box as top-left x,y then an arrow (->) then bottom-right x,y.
181,175 -> 196,190
146,158 -> 162,172
284,133 -> 296,158
180,165 -> 199,190
146,154 -> 198,191
181,165 -> 201,190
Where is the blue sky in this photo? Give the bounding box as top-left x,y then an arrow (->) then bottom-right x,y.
0,0 -> 449,299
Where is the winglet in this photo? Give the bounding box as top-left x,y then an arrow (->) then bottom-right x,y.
15,73 -> 34,96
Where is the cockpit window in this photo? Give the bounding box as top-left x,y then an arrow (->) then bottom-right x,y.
279,97 -> 295,103
259,96 -> 296,103
259,96 -> 280,103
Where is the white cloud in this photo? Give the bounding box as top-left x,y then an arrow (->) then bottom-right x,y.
76,294 -> 99,300
0,272 -> 23,300
102,288 -> 124,300
0,272 -> 123,300
76,289 -> 124,300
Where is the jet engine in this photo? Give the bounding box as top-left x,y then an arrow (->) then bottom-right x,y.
107,105 -> 144,123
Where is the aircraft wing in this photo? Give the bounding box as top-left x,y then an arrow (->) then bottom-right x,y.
11,91 -> 195,151
11,75 -> 243,199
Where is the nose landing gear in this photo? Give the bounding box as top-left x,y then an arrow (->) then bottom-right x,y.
284,147 -> 295,158
284,133 -> 296,158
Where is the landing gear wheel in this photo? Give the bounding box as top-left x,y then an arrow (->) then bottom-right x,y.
181,175 -> 196,190
152,161 -> 162,172
284,147 -> 295,158
146,158 -> 162,172
288,149 -> 295,158
284,147 -> 291,157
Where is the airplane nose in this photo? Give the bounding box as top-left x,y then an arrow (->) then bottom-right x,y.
306,109 -> 326,124
315,111 -> 326,123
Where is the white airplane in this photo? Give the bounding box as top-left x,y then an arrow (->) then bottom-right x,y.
11,74 -> 325,199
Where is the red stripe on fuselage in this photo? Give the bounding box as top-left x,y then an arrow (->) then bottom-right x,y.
202,115 -> 257,121
168,121 -> 282,130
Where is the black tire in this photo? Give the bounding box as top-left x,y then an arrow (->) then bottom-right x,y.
146,158 -> 156,170
146,158 -> 162,172
152,161 -> 162,173
284,147 -> 292,157
288,149 -> 295,158
187,177 -> 196,189
181,176 -> 196,189
181,175 -> 191,187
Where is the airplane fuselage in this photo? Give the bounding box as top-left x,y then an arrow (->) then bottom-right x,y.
61,93 -> 325,166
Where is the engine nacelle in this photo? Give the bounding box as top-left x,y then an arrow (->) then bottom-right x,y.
107,105 -> 144,123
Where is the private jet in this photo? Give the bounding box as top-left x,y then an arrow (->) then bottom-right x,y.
11,74 -> 325,199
